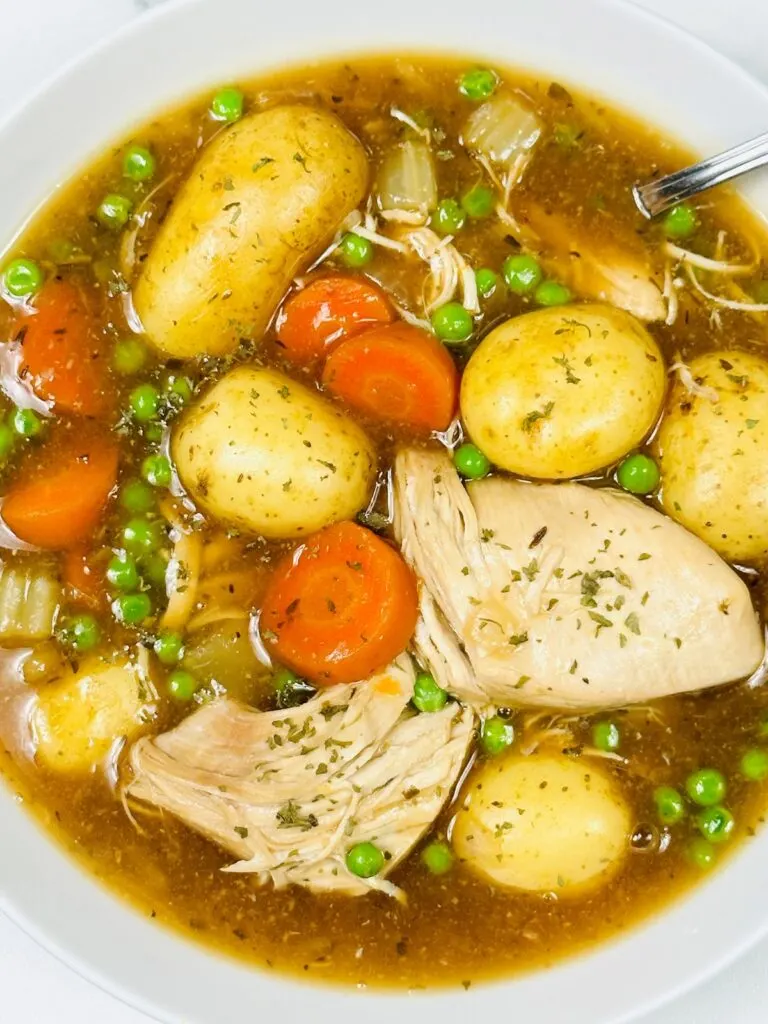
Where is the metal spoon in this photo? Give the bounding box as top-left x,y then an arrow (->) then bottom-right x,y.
633,130 -> 768,218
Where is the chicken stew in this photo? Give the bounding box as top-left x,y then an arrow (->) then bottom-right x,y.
1,55 -> 768,989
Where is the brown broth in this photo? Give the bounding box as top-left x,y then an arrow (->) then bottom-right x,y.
1,54 -> 768,990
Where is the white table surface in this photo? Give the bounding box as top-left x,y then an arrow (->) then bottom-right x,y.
1,0 -> 768,1019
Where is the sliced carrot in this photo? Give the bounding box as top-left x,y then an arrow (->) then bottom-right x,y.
3,440 -> 118,549
260,521 -> 418,686
18,279 -> 113,416
62,546 -> 107,609
275,275 -> 394,363
322,322 -> 458,432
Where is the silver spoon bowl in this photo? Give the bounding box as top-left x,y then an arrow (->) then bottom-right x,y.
633,130 -> 768,218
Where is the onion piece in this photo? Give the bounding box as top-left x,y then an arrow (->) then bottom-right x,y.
377,140 -> 437,225
0,563 -> 60,642
0,343 -> 53,417
464,93 -> 541,176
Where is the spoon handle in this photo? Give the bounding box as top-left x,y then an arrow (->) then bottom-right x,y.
633,130 -> 768,218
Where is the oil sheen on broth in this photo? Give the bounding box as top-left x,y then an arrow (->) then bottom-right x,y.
0,55 -> 767,990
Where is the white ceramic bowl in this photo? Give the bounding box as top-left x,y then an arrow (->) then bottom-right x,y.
2,1 -> 768,1021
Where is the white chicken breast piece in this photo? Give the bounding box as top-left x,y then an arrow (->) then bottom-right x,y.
127,655 -> 473,899
394,449 -> 764,709
515,205 -> 666,322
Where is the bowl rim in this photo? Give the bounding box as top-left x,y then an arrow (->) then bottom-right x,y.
2,1 -> 768,1022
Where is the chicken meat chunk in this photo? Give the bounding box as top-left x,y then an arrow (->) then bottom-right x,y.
394,449 -> 764,709
127,655 -> 473,898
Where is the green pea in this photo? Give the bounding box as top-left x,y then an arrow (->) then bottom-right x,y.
113,591 -> 152,625
554,123 -> 581,148
46,239 -> 82,265
274,666 -> 316,709
413,671 -> 448,713
617,453 -> 660,495
337,232 -> 373,268
144,423 -> 164,444
461,185 -> 495,219
97,194 -> 133,230
345,841 -> 385,878
0,423 -> 15,460
123,518 -> 163,555
458,68 -> 499,101
9,407 -> 42,438
653,785 -> 686,825
475,267 -> 499,299
120,479 -> 156,515
685,768 -> 727,807
592,720 -> 620,752
142,455 -> 172,489
481,715 -> 515,756
164,374 -> 193,408
434,198 -> 466,236
60,613 -> 101,653
140,552 -> 169,588
663,202 -> 698,239
740,747 -> 768,781
129,384 -> 161,422
687,837 -> 716,870
431,302 -> 473,343
535,280 -> 572,306
210,87 -> 244,123
695,805 -> 734,844
106,553 -> 139,591
153,630 -> 184,665
453,443 -> 490,480
113,338 -> 148,375
502,253 -> 542,295
2,258 -> 44,298
421,840 -> 454,875
123,145 -> 156,182
167,669 -> 199,701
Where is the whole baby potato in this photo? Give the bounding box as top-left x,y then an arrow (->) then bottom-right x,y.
655,350 -> 768,562
452,753 -> 630,895
172,366 -> 377,539
460,303 -> 666,478
134,104 -> 369,358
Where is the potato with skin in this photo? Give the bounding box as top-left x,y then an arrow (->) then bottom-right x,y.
31,657 -> 155,772
172,366 -> 377,539
134,105 -> 369,358
655,350 -> 768,562
452,754 -> 630,895
460,304 -> 666,478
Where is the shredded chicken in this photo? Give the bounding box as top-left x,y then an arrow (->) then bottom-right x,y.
664,241 -> 755,276
685,264 -> 768,313
405,228 -> 479,313
669,361 -> 719,403
127,656 -> 474,899
394,449 -> 764,710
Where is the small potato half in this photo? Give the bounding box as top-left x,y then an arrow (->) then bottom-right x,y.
460,304 -> 666,478
32,656 -> 154,773
172,366 -> 377,539
655,350 -> 768,562
452,753 -> 630,895
134,105 -> 369,358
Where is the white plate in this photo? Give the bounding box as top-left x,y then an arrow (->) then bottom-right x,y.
1,1 -> 768,1022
